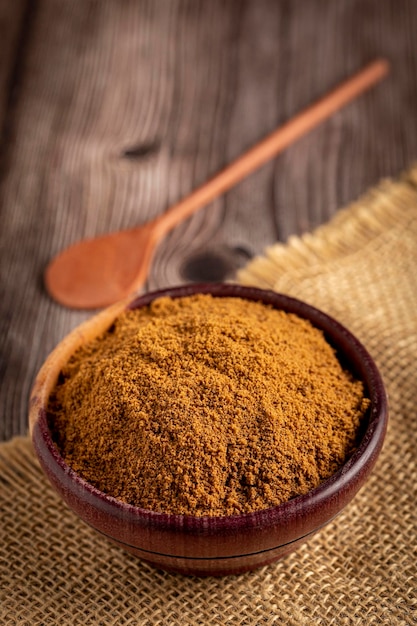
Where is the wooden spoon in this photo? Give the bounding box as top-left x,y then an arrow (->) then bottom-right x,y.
45,59 -> 389,309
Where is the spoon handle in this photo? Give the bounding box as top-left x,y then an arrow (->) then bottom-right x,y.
155,59 -> 389,237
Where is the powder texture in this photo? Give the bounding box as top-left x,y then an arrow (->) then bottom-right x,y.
48,294 -> 370,516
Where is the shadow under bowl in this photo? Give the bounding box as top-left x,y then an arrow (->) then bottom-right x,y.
29,284 -> 388,576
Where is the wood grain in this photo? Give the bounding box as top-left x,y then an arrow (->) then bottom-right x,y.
0,0 -> 28,161
1,0 -> 417,440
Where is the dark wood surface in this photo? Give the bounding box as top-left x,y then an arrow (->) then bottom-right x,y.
1,0 -> 417,441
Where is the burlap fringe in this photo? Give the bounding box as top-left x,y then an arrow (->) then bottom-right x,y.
238,165 -> 417,289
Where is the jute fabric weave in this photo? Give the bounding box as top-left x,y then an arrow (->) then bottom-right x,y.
1,168 -> 417,625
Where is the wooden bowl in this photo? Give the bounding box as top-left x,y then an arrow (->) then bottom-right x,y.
29,284 -> 388,576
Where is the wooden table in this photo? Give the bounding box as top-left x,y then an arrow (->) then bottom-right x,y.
1,0 -> 416,441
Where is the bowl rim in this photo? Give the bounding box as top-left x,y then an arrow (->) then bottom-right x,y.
31,283 -> 388,533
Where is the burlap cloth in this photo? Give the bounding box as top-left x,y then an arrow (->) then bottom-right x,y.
1,168 -> 417,625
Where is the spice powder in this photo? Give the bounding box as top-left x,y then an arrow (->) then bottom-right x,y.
48,294 -> 370,516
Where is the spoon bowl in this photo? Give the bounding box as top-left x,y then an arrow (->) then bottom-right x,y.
45,222 -> 161,309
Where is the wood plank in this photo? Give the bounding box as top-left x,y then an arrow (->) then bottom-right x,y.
0,0 -> 28,155
1,0 -> 417,439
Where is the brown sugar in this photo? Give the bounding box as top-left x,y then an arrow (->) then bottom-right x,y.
47,294 -> 370,516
